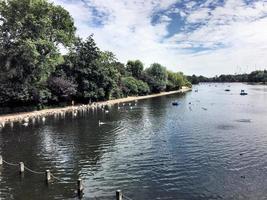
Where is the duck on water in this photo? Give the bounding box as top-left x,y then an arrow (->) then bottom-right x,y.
240,90 -> 248,95
172,101 -> 179,106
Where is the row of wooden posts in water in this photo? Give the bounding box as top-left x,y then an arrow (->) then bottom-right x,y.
0,155 -> 129,199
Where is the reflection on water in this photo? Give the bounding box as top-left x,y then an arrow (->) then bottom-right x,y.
1,83 -> 267,199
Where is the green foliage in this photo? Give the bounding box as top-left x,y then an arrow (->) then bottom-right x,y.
56,37 -> 121,102
0,0 -> 191,111
188,70 -> 267,84
121,77 -> 150,96
167,71 -> 183,91
0,0 -> 75,106
126,60 -> 144,79
144,63 -> 168,93
48,76 -> 77,102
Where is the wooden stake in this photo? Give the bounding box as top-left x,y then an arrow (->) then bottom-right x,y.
77,178 -> 83,197
0,155 -> 2,165
19,162 -> 24,174
46,170 -> 51,183
116,190 -> 122,200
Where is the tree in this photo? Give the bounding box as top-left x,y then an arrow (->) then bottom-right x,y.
166,71 -> 184,91
95,51 -> 121,100
60,37 -> 121,102
126,60 -> 144,79
144,63 -> 167,93
121,76 -> 150,96
0,0 -> 76,106
47,76 -> 77,103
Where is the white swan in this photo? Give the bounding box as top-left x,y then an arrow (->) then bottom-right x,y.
98,120 -> 105,125
22,122 -> 29,127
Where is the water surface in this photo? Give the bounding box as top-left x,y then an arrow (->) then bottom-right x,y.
1,83 -> 267,200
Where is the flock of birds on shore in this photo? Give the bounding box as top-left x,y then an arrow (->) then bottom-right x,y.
0,100 -> 139,130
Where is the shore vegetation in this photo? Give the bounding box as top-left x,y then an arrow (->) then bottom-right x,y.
0,0 -> 191,113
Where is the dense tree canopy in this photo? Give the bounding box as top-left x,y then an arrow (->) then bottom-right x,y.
144,63 -> 168,93
188,70 -> 267,84
126,60 -> 144,79
166,71 -> 182,91
0,0 -> 191,112
0,0 -> 75,106
121,77 -> 150,96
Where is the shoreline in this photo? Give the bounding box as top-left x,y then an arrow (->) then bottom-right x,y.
0,87 -> 191,126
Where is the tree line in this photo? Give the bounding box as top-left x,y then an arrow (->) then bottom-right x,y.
0,0 -> 191,111
187,70 -> 267,84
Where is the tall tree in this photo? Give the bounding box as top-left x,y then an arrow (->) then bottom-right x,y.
60,37 -> 121,102
167,71 -> 184,91
144,63 -> 168,93
126,60 -> 144,79
0,0 -> 76,106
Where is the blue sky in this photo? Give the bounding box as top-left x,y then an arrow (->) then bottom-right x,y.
51,0 -> 267,76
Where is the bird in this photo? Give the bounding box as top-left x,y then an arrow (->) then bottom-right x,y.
98,120 -> 105,125
22,122 -> 29,127
42,117 -> 46,122
24,117 -> 29,123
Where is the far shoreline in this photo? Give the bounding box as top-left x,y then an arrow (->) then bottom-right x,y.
0,87 -> 192,125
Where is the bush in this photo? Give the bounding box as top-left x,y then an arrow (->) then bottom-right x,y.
121,76 -> 150,96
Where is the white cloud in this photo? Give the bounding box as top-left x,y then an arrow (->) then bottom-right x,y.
51,0 -> 267,76
186,7 -> 210,23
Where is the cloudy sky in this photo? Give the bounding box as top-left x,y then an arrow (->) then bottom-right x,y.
51,0 -> 267,76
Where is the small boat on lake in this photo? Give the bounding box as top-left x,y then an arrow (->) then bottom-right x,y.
240,90 -> 248,95
172,101 -> 179,106
225,89 -> 230,92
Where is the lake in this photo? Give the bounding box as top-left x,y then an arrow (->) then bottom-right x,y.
1,83 -> 267,200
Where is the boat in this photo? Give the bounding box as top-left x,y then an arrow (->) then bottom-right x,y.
240,90 -> 248,95
172,101 -> 179,106
225,89 -> 230,92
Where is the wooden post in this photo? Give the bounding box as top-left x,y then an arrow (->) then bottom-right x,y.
19,162 -> 24,174
116,190 -> 122,200
0,155 -> 2,165
77,178 -> 83,197
46,170 -> 51,183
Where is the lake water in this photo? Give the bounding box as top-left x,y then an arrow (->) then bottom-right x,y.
1,83 -> 267,200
